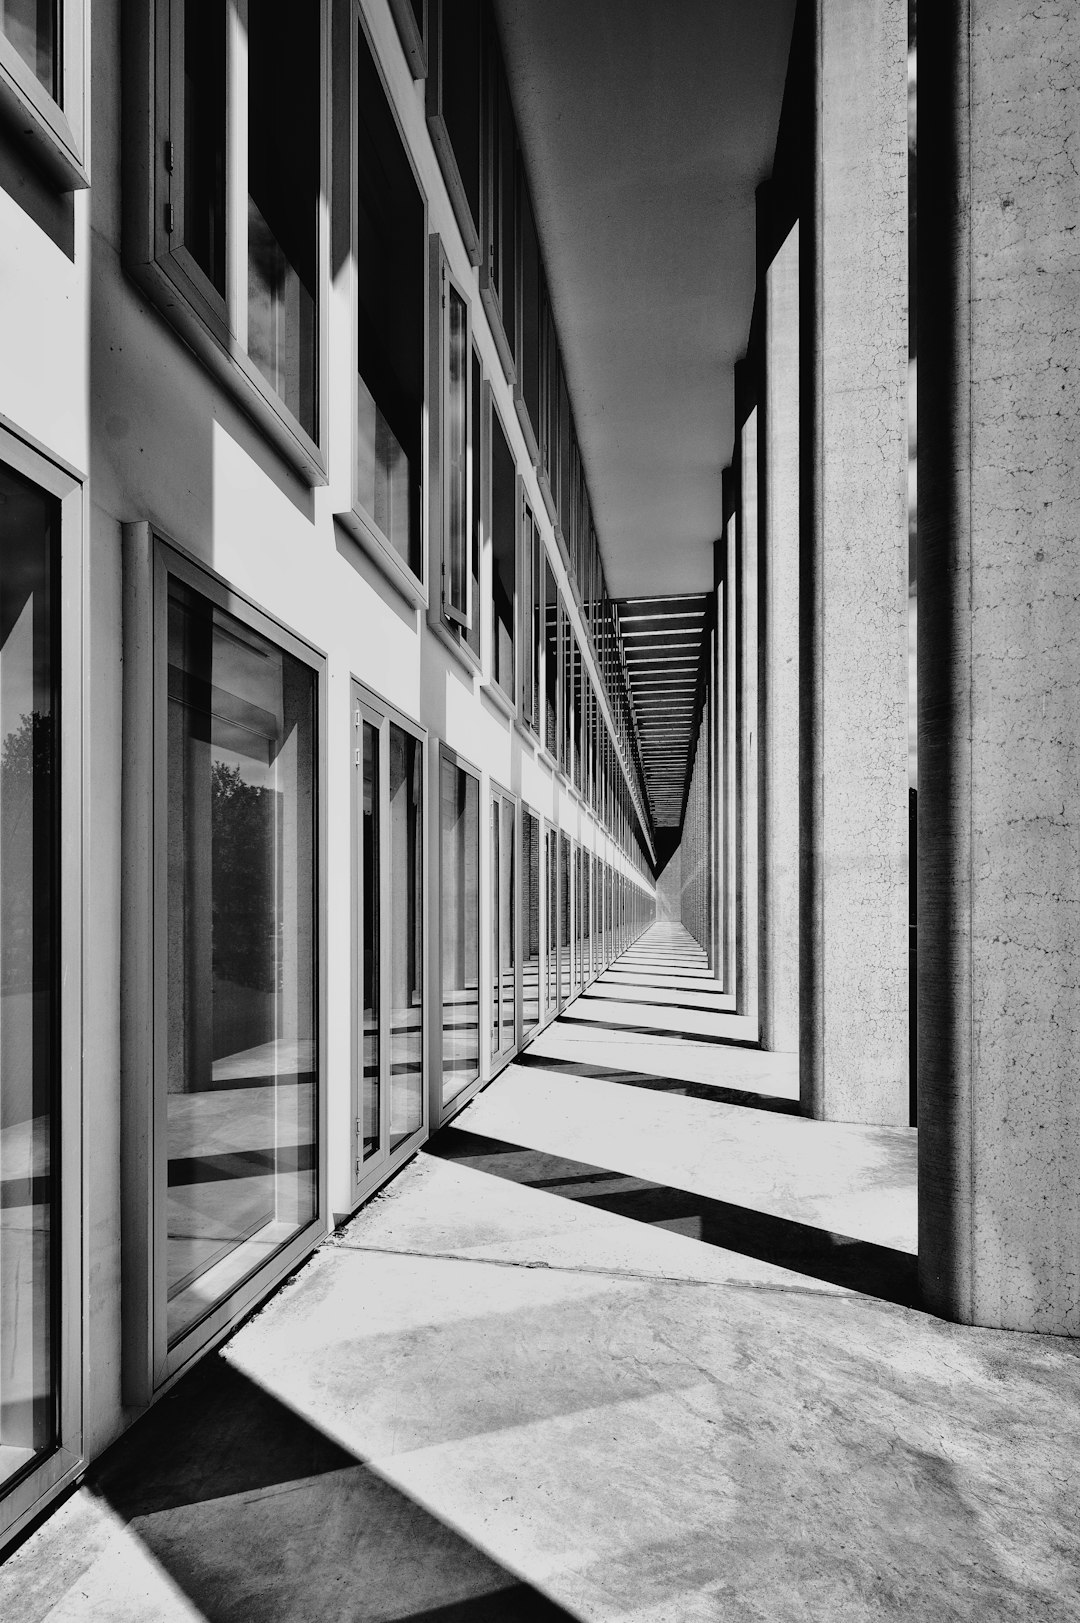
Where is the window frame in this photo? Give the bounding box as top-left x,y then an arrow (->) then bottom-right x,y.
350,681 -> 428,1210
387,0 -> 428,78
0,421 -> 84,1554
489,779 -> 518,1068
0,0 -> 88,189
483,394 -> 520,720
431,741 -> 485,1127
517,489 -> 541,738
520,803 -> 542,1037
478,15 -> 516,387
425,0 -> 481,266
335,0 -> 429,608
428,235 -> 480,658
120,525 -> 328,1405
123,0 -> 329,484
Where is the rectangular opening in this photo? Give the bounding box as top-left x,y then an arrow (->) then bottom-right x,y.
440,753 -> 479,1104
356,26 -> 424,577
164,575 -> 318,1349
490,409 -> 516,700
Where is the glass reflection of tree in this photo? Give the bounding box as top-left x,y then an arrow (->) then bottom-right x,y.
210,759 -> 280,1066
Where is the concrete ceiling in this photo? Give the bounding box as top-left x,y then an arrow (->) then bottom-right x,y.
494,0 -> 796,598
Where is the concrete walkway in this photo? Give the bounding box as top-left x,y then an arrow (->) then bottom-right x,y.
4,925 -> 1080,1620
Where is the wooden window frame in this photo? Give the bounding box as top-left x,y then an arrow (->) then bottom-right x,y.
120,525 -> 328,1406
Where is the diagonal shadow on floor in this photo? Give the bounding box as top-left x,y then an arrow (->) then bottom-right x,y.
557,1012 -> 760,1049
513,1050 -> 801,1116
74,1354 -> 581,1623
427,1127 -> 919,1309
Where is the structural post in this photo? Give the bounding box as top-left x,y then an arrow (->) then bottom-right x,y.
802,0 -> 909,1122
718,508 -> 736,999
759,217 -> 801,1054
918,0 -> 1080,1332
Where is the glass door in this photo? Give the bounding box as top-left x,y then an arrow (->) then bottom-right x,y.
353,685 -> 425,1202
491,784 -> 516,1061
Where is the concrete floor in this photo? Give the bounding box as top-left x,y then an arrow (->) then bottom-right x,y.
4,924 -> 1080,1621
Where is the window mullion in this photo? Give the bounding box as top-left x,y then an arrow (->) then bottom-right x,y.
378,717 -> 392,1160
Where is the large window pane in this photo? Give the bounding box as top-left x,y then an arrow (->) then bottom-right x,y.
444,284 -> 469,622
522,812 -> 539,1032
438,0 -> 481,237
500,797 -> 515,1046
559,833 -> 570,1005
165,580 -> 317,1346
247,0 -> 319,435
441,757 -> 479,1103
0,462 -> 57,1488
543,559 -> 557,758
389,726 -> 422,1151
361,721 -> 379,1162
183,0 -> 226,296
1,0 -> 57,99
491,411 -> 516,697
356,29 -> 424,574
545,828 -> 557,1012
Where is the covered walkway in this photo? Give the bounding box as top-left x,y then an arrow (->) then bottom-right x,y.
4,927 -> 1078,1621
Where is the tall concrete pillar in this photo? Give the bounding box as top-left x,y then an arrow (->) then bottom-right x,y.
918,1 -> 1080,1332
718,517 -> 736,998
758,221 -> 801,1055
736,404 -> 760,1030
802,0 -> 909,1122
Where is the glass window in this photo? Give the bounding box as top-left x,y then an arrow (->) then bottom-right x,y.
183,0 -> 227,296
522,811 -> 540,1033
247,0 -> 319,435
165,576 -> 317,1348
559,833 -> 571,1006
543,558 -> 558,759
490,789 -> 515,1057
490,408 -> 516,699
360,720 -> 379,1163
0,460 -> 58,1490
442,272 -> 470,627
356,25 -> 425,575
440,754 -> 479,1104
388,725 -> 423,1150
518,175 -> 541,441
427,0 -> 482,253
519,500 -> 540,731
1,0 -> 57,96
545,827 -> 558,1014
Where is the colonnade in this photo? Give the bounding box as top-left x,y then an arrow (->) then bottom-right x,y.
701,0 -> 1080,1335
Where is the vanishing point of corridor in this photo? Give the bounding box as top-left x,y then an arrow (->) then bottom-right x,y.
4,927 -> 1077,1622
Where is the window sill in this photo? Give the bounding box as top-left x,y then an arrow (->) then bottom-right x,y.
427,115 -> 481,267
513,389 -> 540,469
537,470 -> 559,533
427,606 -> 481,679
0,48 -> 87,190
388,0 -> 428,78
478,276 -> 516,389
335,502 -> 428,611
127,256 -> 327,486
482,675 -> 518,725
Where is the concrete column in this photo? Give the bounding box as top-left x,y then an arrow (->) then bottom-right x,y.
736,406 -> 759,1030
918,0 -> 1080,1332
718,523 -> 736,998
758,221 -> 801,1054
802,0 -> 909,1122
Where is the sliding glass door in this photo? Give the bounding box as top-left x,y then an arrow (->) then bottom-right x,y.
490,784 -> 516,1062
353,685 -> 425,1201
440,748 -> 480,1108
